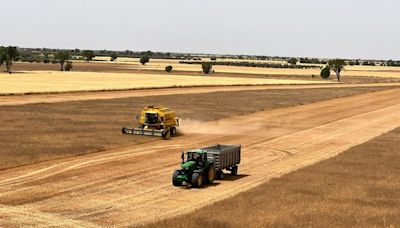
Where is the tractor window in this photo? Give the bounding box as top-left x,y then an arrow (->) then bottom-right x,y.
186,153 -> 192,161
187,152 -> 199,162
193,153 -> 199,160
145,113 -> 158,124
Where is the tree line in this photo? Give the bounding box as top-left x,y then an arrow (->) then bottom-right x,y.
179,61 -> 321,69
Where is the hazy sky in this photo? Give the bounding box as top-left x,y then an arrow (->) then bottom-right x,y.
1,0 -> 399,59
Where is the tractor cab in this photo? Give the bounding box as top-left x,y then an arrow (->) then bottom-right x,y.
182,150 -> 208,167
145,112 -> 160,125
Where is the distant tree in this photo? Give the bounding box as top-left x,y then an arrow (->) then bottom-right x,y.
0,47 -> 5,69
165,65 -> 173,72
320,66 -> 331,79
259,56 -> 267,60
328,59 -> 346,82
288,58 -> 298,65
202,63 -> 213,74
110,53 -> 118,61
43,52 -> 50,63
386,60 -> 398,66
0,46 -> 19,73
54,51 -> 70,71
64,61 -> 73,71
140,55 -> 150,65
82,50 -> 95,62
210,56 -> 217,61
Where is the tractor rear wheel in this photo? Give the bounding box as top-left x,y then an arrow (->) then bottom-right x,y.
191,173 -> 203,188
172,170 -> 182,186
206,164 -> 216,184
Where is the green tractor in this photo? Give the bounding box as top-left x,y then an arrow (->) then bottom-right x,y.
172,149 -> 216,188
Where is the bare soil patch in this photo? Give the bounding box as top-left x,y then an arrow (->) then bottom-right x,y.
0,86 -> 392,170
149,127 -> 400,228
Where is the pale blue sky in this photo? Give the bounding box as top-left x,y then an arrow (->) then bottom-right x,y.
1,0 -> 399,59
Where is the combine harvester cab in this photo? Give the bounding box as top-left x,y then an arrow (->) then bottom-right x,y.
122,106 -> 180,140
172,144 -> 241,188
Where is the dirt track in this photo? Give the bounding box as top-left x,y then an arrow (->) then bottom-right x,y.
1,83 -> 400,106
1,89 -> 400,227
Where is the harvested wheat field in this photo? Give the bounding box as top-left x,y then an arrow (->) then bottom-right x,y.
119,61 -> 400,78
1,88 -> 400,227
0,86 -> 394,170
151,127 -> 400,228
0,71 -> 331,95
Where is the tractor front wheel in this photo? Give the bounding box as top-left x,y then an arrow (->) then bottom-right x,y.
172,170 -> 182,186
191,173 -> 203,188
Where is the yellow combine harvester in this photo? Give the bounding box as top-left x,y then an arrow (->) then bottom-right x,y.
122,106 -> 180,140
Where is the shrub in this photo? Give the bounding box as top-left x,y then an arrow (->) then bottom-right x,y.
202,63 -> 213,74
210,56 -> 217,61
110,53 -> 118,61
64,61 -> 73,71
140,55 -> 150,65
165,65 -> 173,72
288,58 -> 298,65
320,66 -> 331,79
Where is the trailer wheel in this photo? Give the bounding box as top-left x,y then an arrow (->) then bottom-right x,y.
170,127 -> 177,136
206,164 -> 216,184
191,173 -> 203,188
216,171 -> 224,180
231,166 -> 238,176
172,170 -> 182,186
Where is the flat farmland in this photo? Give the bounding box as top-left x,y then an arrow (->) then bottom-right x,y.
151,127 -> 400,227
1,88 -> 400,227
107,59 -> 400,78
0,86 -> 392,170
0,71 -> 330,95
134,65 -> 400,78
7,62 -> 400,84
